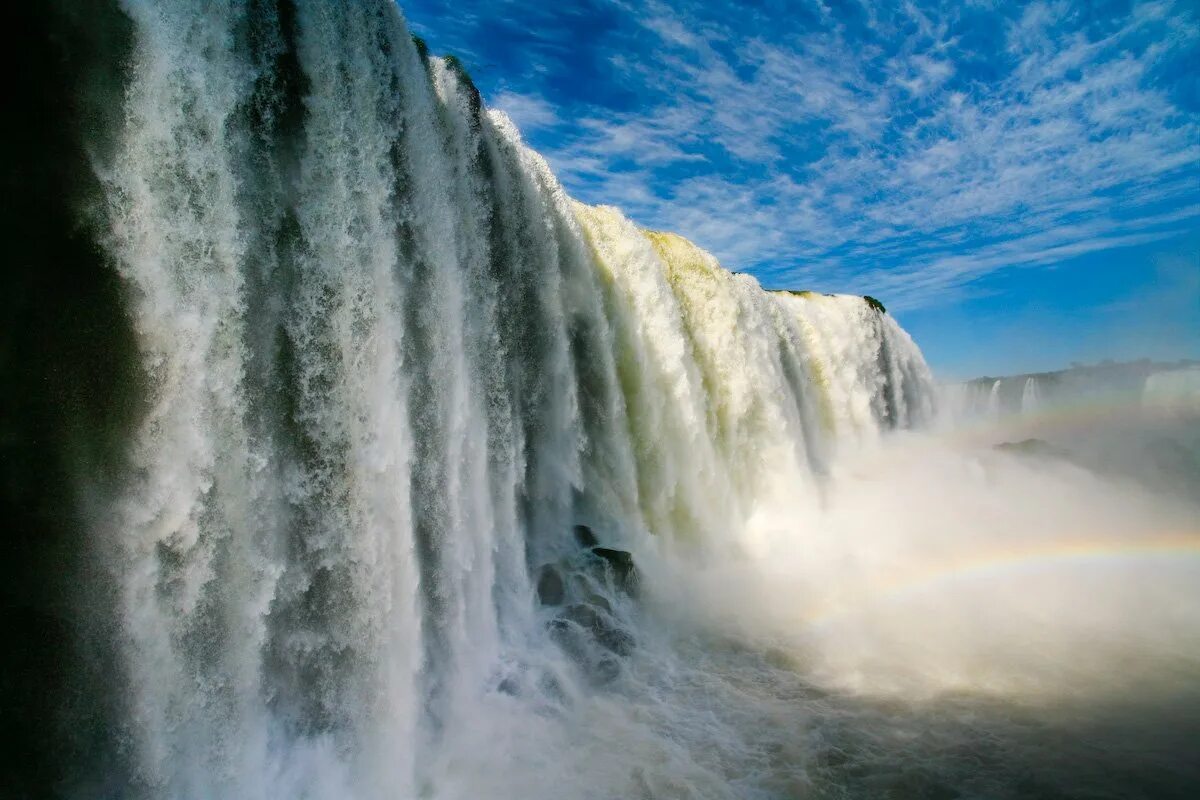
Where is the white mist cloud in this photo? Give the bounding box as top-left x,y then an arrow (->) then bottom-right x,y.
657,424 -> 1200,702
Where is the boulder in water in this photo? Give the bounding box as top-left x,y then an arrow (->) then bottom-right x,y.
561,603 -> 635,656
536,564 -> 565,606
590,547 -> 637,594
573,524 -> 598,548
584,591 -> 612,614
547,617 -> 586,658
547,608 -> 629,684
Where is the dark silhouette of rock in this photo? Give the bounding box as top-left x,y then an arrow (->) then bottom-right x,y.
573,524 -> 598,548
546,611 -> 628,685
590,547 -> 637,593
536,564 -> 565,606
584,591 -> 612,614
547,618 -> 590,664
561,603 -> 635,656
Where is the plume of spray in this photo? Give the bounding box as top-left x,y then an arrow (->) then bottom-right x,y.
660,428 -> 1200,701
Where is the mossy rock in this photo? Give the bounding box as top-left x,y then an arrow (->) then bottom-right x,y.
863,295 -> 886,314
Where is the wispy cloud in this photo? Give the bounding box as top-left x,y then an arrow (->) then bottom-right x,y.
406,0 -> 1200,310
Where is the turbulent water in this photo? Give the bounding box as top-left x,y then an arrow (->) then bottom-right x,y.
3,2 -> 1198,799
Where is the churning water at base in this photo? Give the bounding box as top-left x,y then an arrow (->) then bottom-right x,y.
4,2 -> 1199,798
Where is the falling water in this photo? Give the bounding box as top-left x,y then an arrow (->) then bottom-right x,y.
15,2 -> 931,796
7,2 -> 1199,799
1020,376 -> 1041,414
987,378 -> 1002,416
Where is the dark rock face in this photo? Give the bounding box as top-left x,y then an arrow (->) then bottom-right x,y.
590,547 -> 637,594
546,618 -> 586,659
584,592 -> 612,614
541,526 -> 641,683
561,604 -> 634,656
1,4 -> 140,794
536,564 -> 565,606
540,525 -> 643,681
573,524 -> 598,548
546,612 -> 629,685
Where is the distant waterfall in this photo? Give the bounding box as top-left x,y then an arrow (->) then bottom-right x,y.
987,379 -> 1002,416
1020,377 -> 1042,414
10,1 -> 935,797
940,362 -> 1195,426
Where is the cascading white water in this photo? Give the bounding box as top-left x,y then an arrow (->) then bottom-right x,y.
1020,376 -> 1041,414
1143,366 -> 1200,414
8,0 -> 1197,797
87,2 -> 936,796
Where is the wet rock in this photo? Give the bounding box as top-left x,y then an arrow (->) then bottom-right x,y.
547,617 -> 589,663
584,591 -> 612,614
590,547 -> 637,593
573,524 -> 598,548
546,617 -> 623,686
562,603 -> 635,656
591,656 -> 621,685
536,564 -> 565,606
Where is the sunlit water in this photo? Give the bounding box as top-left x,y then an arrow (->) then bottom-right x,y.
12,2 -> 1200,798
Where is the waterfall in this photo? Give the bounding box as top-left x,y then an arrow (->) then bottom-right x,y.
1143,366 -> 1200,414
10,1 -> 937,797
987,379 -> 1002,416
1020,377 -> 1041,414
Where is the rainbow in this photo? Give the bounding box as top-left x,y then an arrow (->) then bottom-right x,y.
800,532 -> 1200,630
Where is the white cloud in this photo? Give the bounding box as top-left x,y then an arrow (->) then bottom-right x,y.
496,0 -> 1200,309
492,90 -> 562,133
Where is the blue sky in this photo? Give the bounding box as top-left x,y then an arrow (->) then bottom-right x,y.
401,0 -> 1200,378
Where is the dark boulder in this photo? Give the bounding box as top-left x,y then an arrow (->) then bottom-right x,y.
547,617 -> 589,663
546,614 -> 626,685
573,524 -> 598,548
584,591 -> 612,614
590,547 -> 637,593
536,564 -> 565,606
562,603 -> 635,656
